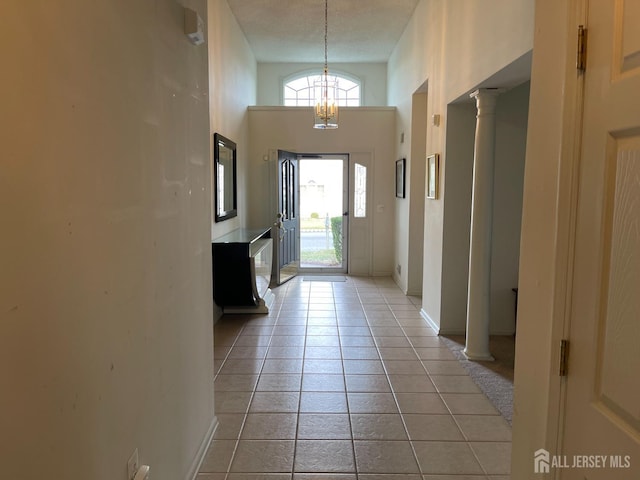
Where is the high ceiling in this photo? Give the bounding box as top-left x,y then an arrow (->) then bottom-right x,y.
226,0 -> 421,63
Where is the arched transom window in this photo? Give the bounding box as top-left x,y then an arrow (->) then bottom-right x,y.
283,72 -> 361,107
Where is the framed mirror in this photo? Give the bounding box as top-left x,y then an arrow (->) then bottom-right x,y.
214,133 -> 237,222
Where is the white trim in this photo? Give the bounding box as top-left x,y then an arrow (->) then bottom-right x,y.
247,106 -> 395,112
281,68 -> 364,107
488,329 -> 517,336
546,0 -> 588,462
371,270 -> 393,277
438,328 -> 468,336
420,308 -> 441,333
186,415 -> 218,480
419,308 -> 514,336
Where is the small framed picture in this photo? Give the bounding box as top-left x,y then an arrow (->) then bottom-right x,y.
427,154 -> 439,199
395,158 -> 406,198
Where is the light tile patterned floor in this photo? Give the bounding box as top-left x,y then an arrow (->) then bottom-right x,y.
198,276 -> 511,480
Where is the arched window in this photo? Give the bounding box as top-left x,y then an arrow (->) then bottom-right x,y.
283,72 -> 361,107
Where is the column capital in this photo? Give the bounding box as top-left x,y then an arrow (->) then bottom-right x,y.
470,88 -> 504,116
469,88 -> 504,100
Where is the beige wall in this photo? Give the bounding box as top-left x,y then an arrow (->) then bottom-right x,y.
387,0 -> 534,329
209,0 -> 257,241
247,107 -> 396,276
208,0 -> 257,323
0,1 -> 215,480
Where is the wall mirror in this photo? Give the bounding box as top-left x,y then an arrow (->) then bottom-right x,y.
214,133 -> 237,222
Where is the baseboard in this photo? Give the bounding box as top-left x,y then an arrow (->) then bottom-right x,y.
420,308 -> 440,333
213,305 -> 223,324
437,328 -> 468,336
490,330 -> 516,336
187,415 -> 218,480
372,270 -> 393,277
418,309 -> 515,337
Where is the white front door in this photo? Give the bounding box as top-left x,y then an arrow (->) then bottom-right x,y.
348,152 -> 372,276
561,1 -> 640,478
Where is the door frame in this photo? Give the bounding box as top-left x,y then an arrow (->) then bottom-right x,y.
547,0 -> 588,466
511,0 -> 588,475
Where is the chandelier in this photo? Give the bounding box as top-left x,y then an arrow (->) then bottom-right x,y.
313,0 -> 338,129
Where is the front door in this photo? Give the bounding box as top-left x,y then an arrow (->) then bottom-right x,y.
274,150 -> 299,285
561,2 -> 640,477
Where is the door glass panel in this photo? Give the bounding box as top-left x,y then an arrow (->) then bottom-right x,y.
354,163 -> 367,218
281,160 -> 288,219
289,161 -> 296,219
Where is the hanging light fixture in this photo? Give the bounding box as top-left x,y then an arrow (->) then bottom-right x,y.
313,0 -> 338,129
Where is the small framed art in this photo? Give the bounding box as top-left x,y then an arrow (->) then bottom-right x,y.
427,153 -> 439,199
395,158 -> 406,198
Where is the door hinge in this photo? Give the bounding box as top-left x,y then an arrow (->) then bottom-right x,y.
559,339 -> 570,376
577,25 -> 587,72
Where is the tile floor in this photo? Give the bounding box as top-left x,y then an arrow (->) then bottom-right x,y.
198,276 -> 511,480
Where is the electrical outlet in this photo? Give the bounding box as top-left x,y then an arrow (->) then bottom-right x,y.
127,449 -> 139,480
396,264 -> 401,274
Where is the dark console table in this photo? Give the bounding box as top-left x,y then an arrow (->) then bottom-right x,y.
212,227 -> 274,313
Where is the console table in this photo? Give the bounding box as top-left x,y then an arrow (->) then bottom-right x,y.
212,227 -> 275,314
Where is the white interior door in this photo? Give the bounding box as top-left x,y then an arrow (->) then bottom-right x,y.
561,1 -> 640,478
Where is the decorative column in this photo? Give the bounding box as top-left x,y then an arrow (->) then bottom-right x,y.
464,89 -> 501,361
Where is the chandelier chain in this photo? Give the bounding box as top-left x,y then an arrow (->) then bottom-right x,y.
324,0 -> 328,72
313,0 -> 337,129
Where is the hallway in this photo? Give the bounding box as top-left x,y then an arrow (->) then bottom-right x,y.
198,277 -> 511,479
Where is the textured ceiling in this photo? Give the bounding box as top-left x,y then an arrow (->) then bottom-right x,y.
226,0 -> 421,63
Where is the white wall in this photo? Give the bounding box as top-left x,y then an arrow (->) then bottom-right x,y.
257,63 -> 387,106
440,82 -> 529,335
406,91 -> 428,295
440,102 -> 477,332
247,107 -> 396,276
209,0 -> 257,240
0,1 -> 214,480
387,0 -> 534,330
394,88 -> 428,295
490,82 -> 529,334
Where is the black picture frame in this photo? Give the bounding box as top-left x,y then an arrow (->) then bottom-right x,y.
214,133 -> 238,222
427,153 -> 439,200
395,158 -> 406,198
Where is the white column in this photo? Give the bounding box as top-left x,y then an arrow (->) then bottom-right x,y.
464,89 -> 500,361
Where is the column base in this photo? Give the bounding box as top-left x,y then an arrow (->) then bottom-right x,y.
463,348 -> 495,362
